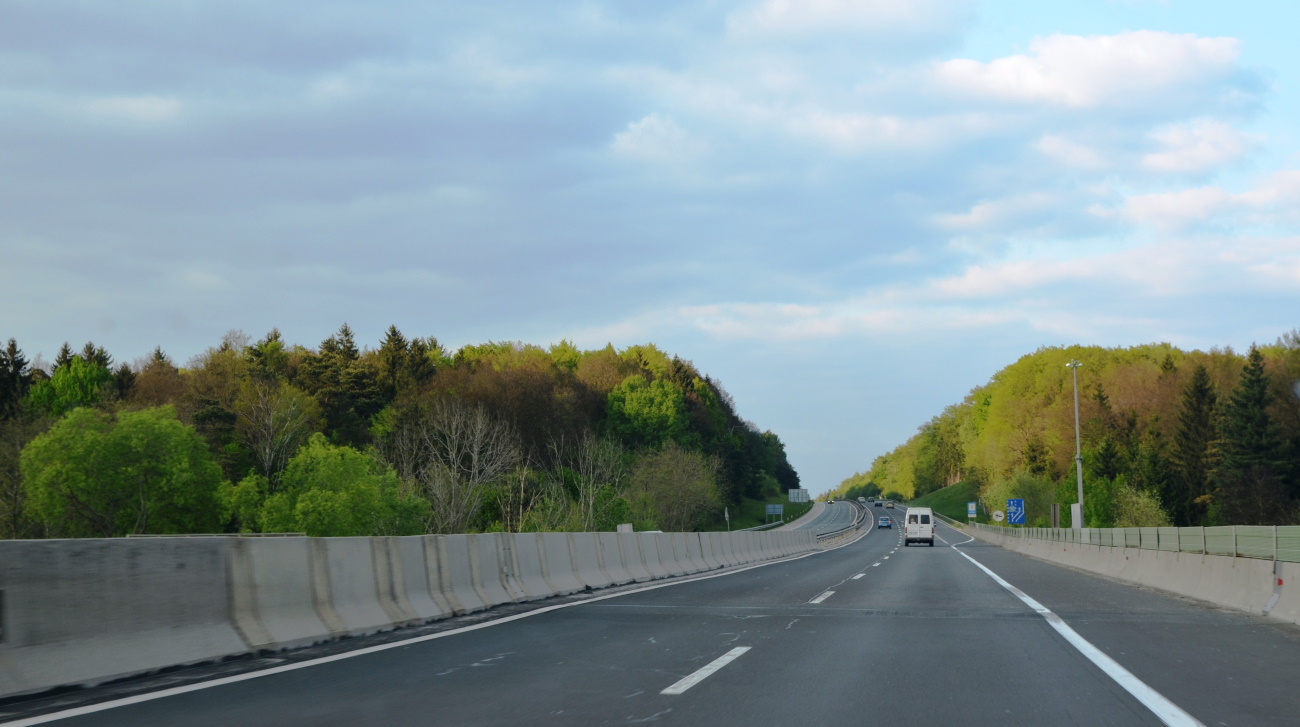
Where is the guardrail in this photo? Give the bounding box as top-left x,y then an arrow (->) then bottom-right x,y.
966,522 -> 1300,562
816,500 -> 868,541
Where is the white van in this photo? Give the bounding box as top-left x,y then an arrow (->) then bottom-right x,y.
904,507 -> 935,547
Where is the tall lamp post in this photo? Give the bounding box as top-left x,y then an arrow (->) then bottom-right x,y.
1066,360 -> 1084,528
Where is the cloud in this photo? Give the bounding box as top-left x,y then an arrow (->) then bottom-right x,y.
1035,134 -> 1108,170
935,31 -> 1241,109
727,0 -> 971,40
83,95 -> 181,122
1124,170 -> 1300,231
610,113 -> 706,161
1141,119 -> 1260,173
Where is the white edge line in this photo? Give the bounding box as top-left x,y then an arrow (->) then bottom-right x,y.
950,531 -> 1204,727
660,647 -> 751,695
1,549 -> 821,726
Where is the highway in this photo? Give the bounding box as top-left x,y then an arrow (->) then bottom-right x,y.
7,511 -> 1300,726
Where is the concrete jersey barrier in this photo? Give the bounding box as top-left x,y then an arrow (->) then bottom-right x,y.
0,528 -> 819,700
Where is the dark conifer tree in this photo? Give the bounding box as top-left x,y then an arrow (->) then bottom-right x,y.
1214,346 -> 1291,524
1170,365 -> 1218,526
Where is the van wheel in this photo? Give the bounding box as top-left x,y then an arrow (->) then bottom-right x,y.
929,540 -> 934,547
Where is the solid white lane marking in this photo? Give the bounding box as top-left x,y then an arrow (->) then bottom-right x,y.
952,546 -> 1204,727
851,574 -> 865,580
809,591 -> 835,604
661,647 -> 751,695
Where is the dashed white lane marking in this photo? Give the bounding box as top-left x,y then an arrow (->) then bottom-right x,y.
851,574 -> 865,580
883,556 -> 889,560
951,531 -> 1204,727
661,647 -> 751,695
871,563 -> 881,567
809,591 -> 835,604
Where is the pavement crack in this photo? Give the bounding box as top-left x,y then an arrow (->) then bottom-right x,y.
785,619 -> 799,630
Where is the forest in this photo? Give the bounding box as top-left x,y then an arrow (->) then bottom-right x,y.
0,326 -> 800,539
834,333 -> 1300,528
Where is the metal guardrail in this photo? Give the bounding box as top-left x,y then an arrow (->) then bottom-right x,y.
967,522 -> 1300,562
816,500 -> 868,541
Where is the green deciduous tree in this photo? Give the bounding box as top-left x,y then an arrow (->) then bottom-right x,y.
20,406 -> 224,537
605,375 -> 689,448
24,356 -> 114,415
254,433 -> 428,536
627,442 -> 720,532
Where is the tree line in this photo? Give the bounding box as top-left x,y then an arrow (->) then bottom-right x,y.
0,327 -> 799,538
834,333 -> 1300,527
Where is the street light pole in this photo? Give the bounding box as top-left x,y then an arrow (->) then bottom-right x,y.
1066,360 -> 1084,528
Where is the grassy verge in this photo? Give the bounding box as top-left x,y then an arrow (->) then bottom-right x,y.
906,481 -> 989,523
705,493 -> 813,531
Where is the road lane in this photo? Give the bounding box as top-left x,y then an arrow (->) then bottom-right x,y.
7,513 -> 1299,726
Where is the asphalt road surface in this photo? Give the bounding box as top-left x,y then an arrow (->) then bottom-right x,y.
7,512 -> 1300,727
789,499 -> 857,535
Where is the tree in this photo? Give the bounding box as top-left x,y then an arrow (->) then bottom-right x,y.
52,342 -> 75,372
234,380 -> 322,484
20,406 -> 224,537
24,356 -> 114,415
1213,346 -> 1292,524
551,431 -> 627,531
1170,365 -> 1218,525
373,395 -> 521,533
628,442 -> 721,532
298,323 -> 382,448
252,434 -> 428,536
0,338 -> 30,419
605,375 -> 689,447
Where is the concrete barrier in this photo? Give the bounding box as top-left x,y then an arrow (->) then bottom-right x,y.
676,532 -> 708,573
229,537 -> 332,651
570,534 -> 612,590
508,533 -> 557,601
433,534 -> 488,615
619,534 -> 657,582
0,527 -> 824,700
968,527 -> 1292,625
387,536 -> 453,623
0,538 -> 248,699
597,533 -> 637,584
655,533 -> 686,577
539,533 -> 586,596
316,538 -> 398,637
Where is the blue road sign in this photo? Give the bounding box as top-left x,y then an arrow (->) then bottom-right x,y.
765,504 -> 784,516
967,502 -> 977,518
1006,498 -> 1026,525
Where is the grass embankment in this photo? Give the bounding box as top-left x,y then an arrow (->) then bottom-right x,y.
707,493 -> 813,531
906,481 -> 988,523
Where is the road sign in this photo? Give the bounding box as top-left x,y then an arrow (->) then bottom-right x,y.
765,504 -> 784,516
967,502 -> 977,519
1007,498 -> 1026,525
992,510 -> 1004,522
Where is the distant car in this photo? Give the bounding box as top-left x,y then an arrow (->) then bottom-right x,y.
885,502 -> 894,509
874,501 -> 882,507
878,516 -> 892,529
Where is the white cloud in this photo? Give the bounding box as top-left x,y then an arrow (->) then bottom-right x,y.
1141,119 -> 1259,173
610,113 -> 706,162
933,193 -> 1060,233
727,0 -> 969,40
1035,134 -> 1108,170
83,95 -> 182,122
1124,171 -> 1300,231
935,31 -> 1240,108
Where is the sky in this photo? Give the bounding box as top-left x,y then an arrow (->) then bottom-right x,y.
3,0 -> 1299,495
